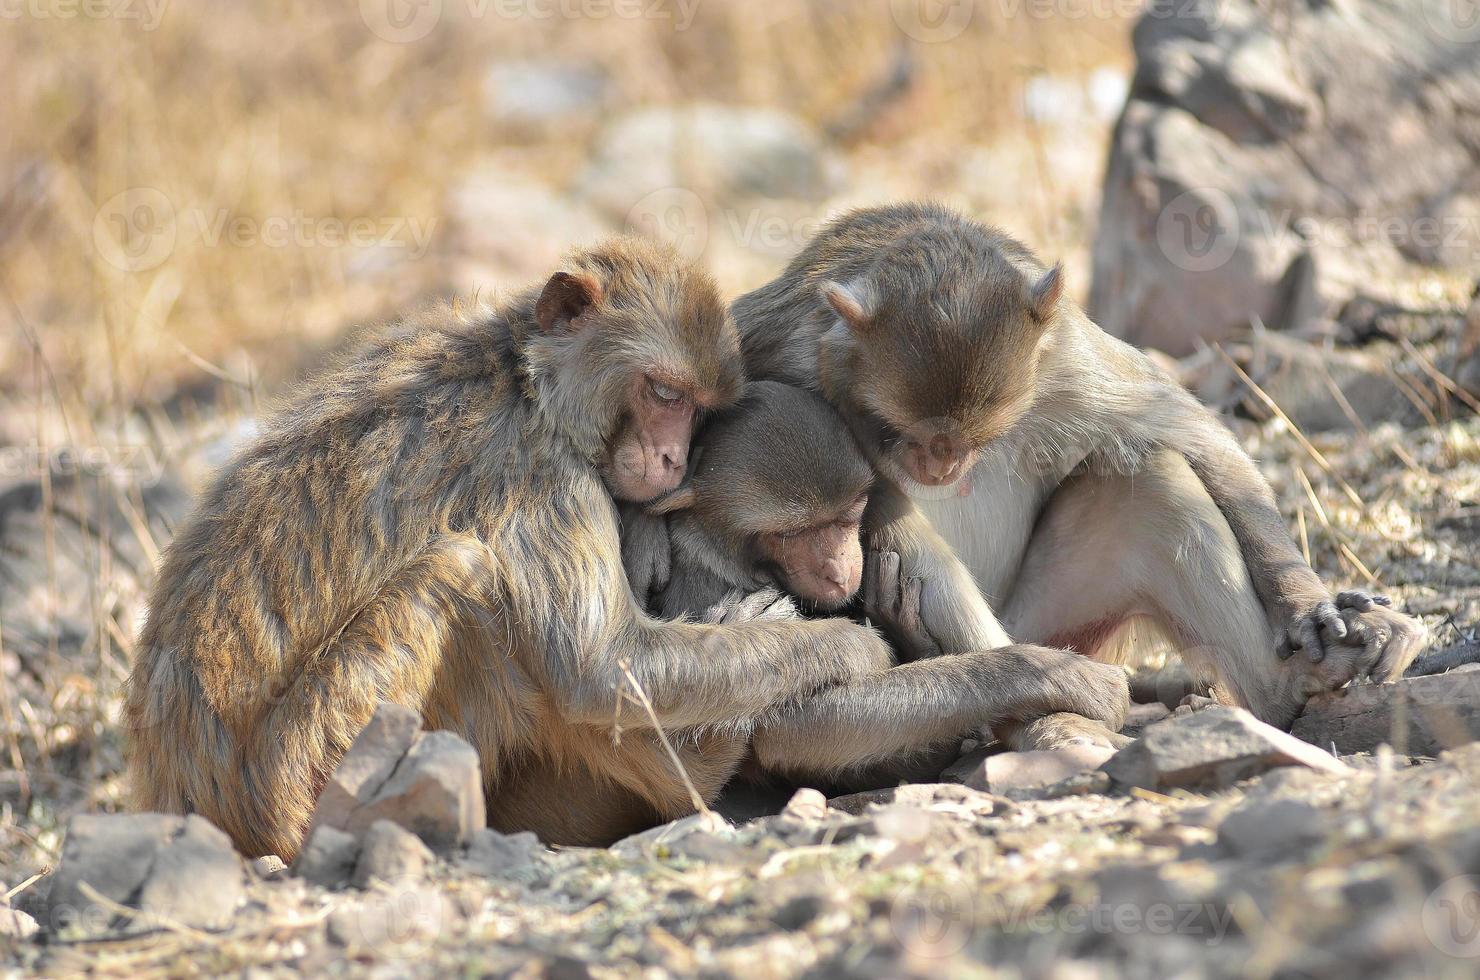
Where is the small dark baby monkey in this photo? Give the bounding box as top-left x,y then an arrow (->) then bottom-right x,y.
622,381 -> 1129,784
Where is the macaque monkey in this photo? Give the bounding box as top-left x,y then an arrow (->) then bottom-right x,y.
124,239 -> 897,856
733,203 -> 1427,730
621,380 -> 1130,785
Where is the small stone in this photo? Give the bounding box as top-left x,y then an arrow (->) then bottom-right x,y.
461,828 -> 545,879
1102,705 -> 1353,792
309,703 -> 422,838
352,731 -> 486,852
611,811 -> 732,856
252,855 -> 287,878
293,825 -> 360,889
966,744 -> 1117,793
0,906 -> 38,939
134,815 -> 245,931
1216,797 -> 1333,859
48,812 -> 245,938
352,820 -> 433,889
781,788 -> 828,822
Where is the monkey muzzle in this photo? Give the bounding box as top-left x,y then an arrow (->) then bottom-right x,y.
903,432 -> 975,487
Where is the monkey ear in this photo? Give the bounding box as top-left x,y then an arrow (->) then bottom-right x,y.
821,279 -> 876,334
1027,262 -> 1064,323
535,271 -> 604,334
646,485 -> 697,515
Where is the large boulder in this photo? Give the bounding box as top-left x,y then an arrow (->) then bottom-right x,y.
1089,0 -> 1480,355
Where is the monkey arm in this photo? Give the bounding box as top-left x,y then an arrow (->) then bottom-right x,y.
1112,349 -> 1424,675
508,500 -> 894,732
750,647 -> 1129,776
863,479 -> 1013,655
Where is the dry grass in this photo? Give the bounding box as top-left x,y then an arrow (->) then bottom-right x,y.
0,0 -> 1135,887
0,1 -> 1130,430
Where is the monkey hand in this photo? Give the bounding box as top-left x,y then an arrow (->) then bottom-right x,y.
1320,600 -> 1428,685
703,588 -> 800,624
1278,591 -> 1426,687
862,550 -> 943,660
993,646 -> 1131,733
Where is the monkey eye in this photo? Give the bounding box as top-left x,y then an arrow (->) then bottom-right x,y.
647,378 -> 685,405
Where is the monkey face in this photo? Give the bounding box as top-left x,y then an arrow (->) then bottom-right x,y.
604,374 -> 700,502
820,257 -> 1062,491
758,496 -> 868,611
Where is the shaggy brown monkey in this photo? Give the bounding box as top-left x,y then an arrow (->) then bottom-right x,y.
124,239 -> 896,857
621,380 -> 1129,785
733,203 -> 1426,730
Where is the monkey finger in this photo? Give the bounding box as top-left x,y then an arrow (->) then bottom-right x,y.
1296,617 -> 1327,663
1373,594 -> 1393,607
1335,590 -> 1376,613
877,551 -> 901,620
1276,630 -> 1297,660
1315,602 -> 1348,642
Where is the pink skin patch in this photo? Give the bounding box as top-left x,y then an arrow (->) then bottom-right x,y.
1042,616 -> 1125,657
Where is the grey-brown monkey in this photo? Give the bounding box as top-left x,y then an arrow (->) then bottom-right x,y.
733,203 -> 1427,730
621,380 -> 1130,783
124,238 -> 896,856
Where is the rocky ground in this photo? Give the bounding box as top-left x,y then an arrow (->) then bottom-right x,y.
8,697 -> 1480,979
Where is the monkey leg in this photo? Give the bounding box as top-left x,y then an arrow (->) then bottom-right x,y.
486,729 -> 749,847
128,533 -> 498,860
750,647 -> 1129,781
1000,450 -> 1319,730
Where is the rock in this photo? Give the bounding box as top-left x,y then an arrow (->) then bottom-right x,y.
1217,798 -> 1332,858
1102,705 -> 1353,791
482,60 -> 610,126
957,744 -> 1117,794
251,854 -> 287,878
48,812 -> 245,938
460,828 -> 545,880
1292,671 -> 1480,756
352,820 -> 433,889
358,731 -> 486,851
294,825 -> 360,889
306,704 -> 485,853
0,905 -> 37,940
309,702 -> 423,837
1089,0 -> 1480,356
827,783 -> 997,817
611,811 -> 733,857
940,743 -> 993,784
781,788 -> 829,822
576,104 -> 843,222
448,171 -> 609,285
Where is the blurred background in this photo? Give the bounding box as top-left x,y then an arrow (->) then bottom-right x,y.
2,0 -> 1477,883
